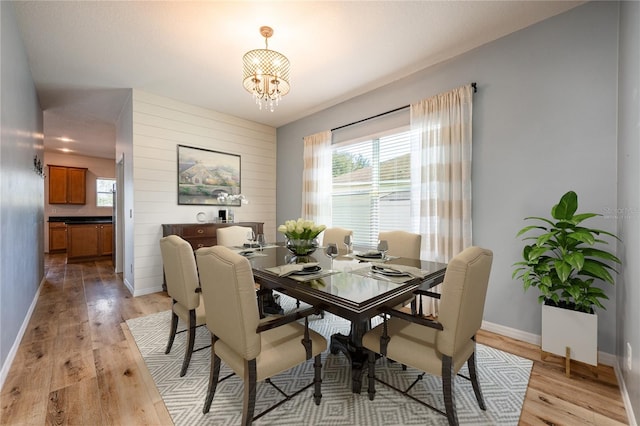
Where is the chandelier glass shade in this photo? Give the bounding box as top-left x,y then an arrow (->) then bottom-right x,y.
242,26 -> 290,111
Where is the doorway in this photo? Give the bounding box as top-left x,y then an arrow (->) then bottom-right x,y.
114,154 -> 124,273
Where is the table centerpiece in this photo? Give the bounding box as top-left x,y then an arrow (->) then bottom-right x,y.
278,218 -> 326,257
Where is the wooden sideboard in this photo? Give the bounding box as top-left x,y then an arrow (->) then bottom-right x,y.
161,222 -> 264,250
160,222 -> 264,292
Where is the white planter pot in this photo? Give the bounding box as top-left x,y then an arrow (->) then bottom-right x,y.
541,303 -> 598,366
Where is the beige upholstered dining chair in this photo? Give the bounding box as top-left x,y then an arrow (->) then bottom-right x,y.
216,225 -> 253,247
378,230 -> 421,259
321,227 -> 353,255
216,224 -> 277,315
196,246 -> 327,425
159,235 -> 207,377
362,246 -> 493,426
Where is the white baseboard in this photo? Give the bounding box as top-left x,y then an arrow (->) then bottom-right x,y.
614,360 -> 638,426
123,277 -> 134,295
123,278 -> 162,297
0,277 -> 44,391
133,285 -> 163,297
481,319 -> 541,346
481,320 -> 615,366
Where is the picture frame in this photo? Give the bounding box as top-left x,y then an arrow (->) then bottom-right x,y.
177,145 -> 241,206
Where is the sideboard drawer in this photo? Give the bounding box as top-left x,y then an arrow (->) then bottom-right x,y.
180,225 -> 216,237
185,237 -> 217,250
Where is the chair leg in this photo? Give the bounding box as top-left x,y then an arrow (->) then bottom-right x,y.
242,359 -> 258,426
367,351 -> 376,401
203,335 -> 220,414
467,351 -> 486,410
442,355 -> 458,426
257,293 -> 265,319
180,309 -> 196,377
165,308 -> 179,354
313,354 -> 323,405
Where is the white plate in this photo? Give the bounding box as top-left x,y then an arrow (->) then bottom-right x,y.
355,252 -> 384,259
371,265 -> 408,277
291,265 -> 322,275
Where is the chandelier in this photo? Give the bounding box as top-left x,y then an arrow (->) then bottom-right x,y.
242,26 -> 290,112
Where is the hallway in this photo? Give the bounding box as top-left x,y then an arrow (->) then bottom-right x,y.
0,254 -> 171,424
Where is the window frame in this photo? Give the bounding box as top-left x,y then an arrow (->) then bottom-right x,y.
331,125 -> 414,247
96,177 -> 116,208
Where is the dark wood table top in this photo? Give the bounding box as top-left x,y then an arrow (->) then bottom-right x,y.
248,246 -> 447,323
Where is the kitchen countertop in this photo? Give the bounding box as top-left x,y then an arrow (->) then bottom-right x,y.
49,216 -> 113,224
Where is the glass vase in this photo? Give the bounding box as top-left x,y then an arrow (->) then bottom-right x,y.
286,238 -> 318,257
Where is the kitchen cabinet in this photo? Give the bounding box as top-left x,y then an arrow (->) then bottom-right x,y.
99,223 -> 113,256
67,223 -> 113,263
49,222 -> 67,253
48,165 -> 87,204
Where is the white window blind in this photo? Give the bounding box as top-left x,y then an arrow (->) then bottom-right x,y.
331,127 -> 413,247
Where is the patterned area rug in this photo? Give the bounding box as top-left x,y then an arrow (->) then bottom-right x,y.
126,296 -> 532,425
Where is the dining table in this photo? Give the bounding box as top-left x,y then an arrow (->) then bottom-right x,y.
244,244 -> 447,393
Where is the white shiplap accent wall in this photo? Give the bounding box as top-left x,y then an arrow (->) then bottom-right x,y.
131,90 -> 277,295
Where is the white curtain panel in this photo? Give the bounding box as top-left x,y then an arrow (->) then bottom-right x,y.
410,84 -> 474,316
301,130 -> 332,226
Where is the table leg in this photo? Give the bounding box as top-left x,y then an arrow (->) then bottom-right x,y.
329,319 -> 370,393
260,290 -> 284,315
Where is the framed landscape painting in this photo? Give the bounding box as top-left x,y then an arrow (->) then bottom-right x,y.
177,145 -> 241,205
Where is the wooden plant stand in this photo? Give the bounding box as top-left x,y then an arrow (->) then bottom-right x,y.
541,346 -> 599,378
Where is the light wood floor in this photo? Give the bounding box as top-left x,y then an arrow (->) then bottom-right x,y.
0,254 -> 630,425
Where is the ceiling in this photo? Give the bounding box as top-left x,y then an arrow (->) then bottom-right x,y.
14,1 -> 583,160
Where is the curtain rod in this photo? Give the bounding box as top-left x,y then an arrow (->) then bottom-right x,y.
331,105 -> 408,132
331,82 -> 477,132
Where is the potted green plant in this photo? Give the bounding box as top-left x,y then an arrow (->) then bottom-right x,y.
512,190 -> 621,366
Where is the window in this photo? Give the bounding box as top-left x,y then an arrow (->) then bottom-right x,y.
332,128 -> 413,247
96,178 -> 115,207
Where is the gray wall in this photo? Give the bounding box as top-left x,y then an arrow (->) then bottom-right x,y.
277,2 -> 621,353
617,0 -> 640,419
0,1 -> 44,381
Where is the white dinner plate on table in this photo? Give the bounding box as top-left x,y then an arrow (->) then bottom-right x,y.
291,265 -> 322,275
355,251 -> 384,260
371,265 -> 409,277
